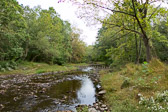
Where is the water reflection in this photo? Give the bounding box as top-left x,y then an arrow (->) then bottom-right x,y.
47,79 -> 82,104
77,76 -> 96,105
39,75 -> 97,111
82,67 -> 94,72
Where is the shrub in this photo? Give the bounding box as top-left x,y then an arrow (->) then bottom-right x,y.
0,61 -> 18,72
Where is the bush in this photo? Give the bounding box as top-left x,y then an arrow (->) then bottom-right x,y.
0,61 -> 18,72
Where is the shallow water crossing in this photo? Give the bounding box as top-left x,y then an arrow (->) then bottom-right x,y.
0,67 -> 103,112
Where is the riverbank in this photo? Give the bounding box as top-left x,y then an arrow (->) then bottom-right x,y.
100,58 -> 168,112
0,61 -> 88,76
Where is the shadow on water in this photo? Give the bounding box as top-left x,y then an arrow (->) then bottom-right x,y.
0,66 -> 103,112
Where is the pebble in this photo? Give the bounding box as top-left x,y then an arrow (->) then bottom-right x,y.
33,95 -> 38,98
100,108 -> 105,111
101,104 -> 106,108
88,108 -> 97,112
104,107 -> 108,110
95,106 -> 99,109
0,104 -> 5,109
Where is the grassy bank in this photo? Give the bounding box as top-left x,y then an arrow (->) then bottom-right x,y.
100,58 -> 168,112
0,61 -> 88,75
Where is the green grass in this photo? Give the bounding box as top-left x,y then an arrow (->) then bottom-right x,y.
0,61 -> 88,75
100,58 -> 168,112
76,106 -> 89,112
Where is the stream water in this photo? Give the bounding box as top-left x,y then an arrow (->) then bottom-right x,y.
0,66 -> 103,112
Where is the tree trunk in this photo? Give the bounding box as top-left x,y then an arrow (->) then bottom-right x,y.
0,47 -> 4,61
138,38 -> 142,63
31,54 -> 40,62
143,37 -> 151,62
134,19 -> 139,64
23,44 -> 29,60
132,0 -> 152,62
135,33 -> 139,64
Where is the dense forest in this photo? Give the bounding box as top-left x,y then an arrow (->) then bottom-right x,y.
0,0 -> 88,71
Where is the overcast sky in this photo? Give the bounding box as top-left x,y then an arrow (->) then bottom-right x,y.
17,0 -> 101,45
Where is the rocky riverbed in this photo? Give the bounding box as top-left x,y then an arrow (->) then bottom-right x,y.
0,66 -> 110,112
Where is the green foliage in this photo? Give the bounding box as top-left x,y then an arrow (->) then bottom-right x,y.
130,60 -> 163,89
0,61 -> 18,72
0,1 -> 87,67
141,62 -> 150,74
134,75 -> 161,89
70,29 -> 87,63
152,19 -> 168,61
76,106 -> 89,112
0,0 -> 26,61
91,0 -> 168,64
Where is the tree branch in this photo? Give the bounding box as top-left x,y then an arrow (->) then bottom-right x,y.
148,4 -> 161,20
86,2 -> 135,17
96,16 -> 141,35
103,21 -> 142,35
132,0 -> 147,38
143,0 -> 149,18
112,29 -> 123,36
149,0 -> 159,4
111,32 -> 132,43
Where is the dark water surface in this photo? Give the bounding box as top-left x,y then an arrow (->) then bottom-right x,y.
0,67 -> 102,112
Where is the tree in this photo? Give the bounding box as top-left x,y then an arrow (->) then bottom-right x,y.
93,5 -> 168,65
0,0 -> 26,61
22,6 -> 74,64
0,1 -> 87,67
60,0 -> 167,62
94,22 -> 144,65
151,13 -> 168,61
70,28 -> 86,63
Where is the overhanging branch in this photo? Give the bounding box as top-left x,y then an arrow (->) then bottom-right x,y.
148,4 -> 161,20
132,0 -> 147,38
86,2 -> 135,17
103,21 -> 142,35
110,32 -> 132,43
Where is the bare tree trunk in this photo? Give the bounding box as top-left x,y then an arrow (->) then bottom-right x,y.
143,37 -> 151,62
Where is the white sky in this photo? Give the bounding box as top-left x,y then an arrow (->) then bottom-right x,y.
17,0 -> 101,45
